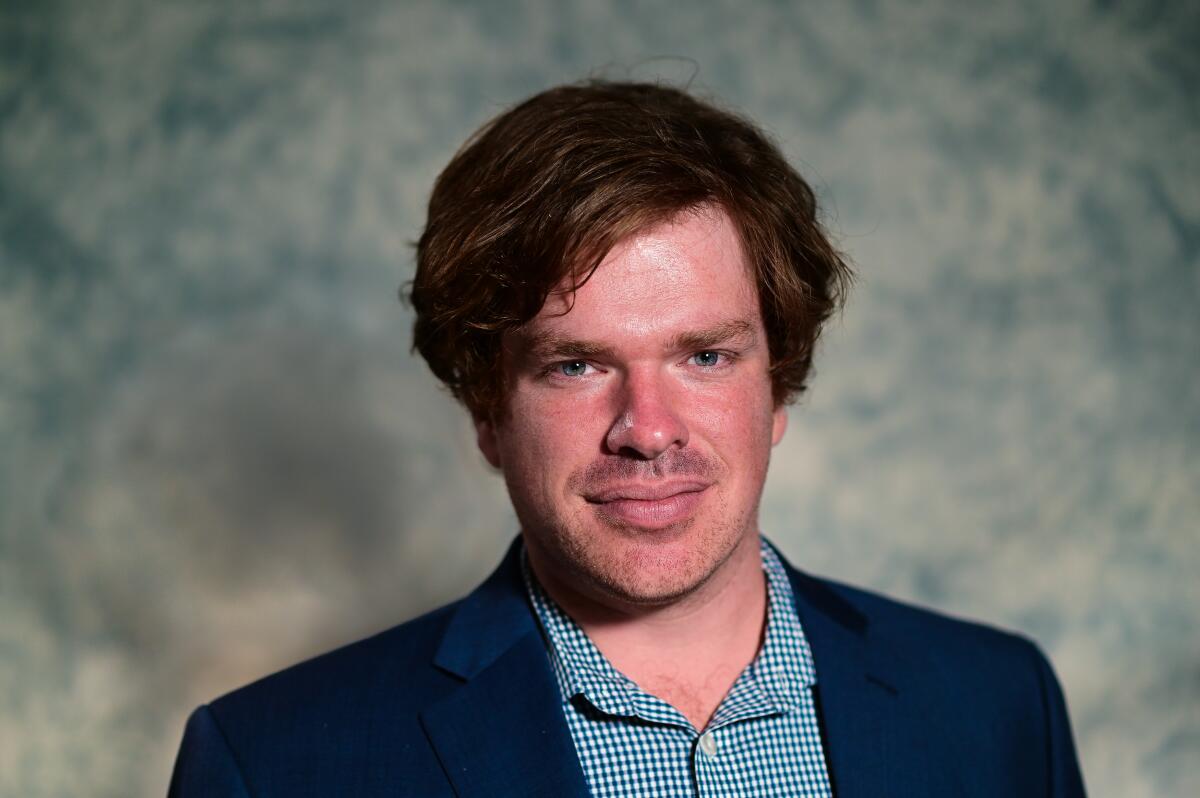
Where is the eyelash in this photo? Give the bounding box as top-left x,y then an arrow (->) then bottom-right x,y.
544,350 -> 735,379
691,351 -> 723,368
555,360 -> 593,378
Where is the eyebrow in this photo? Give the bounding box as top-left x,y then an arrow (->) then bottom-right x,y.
668,319 -> 757,353
519,318 -> 758,363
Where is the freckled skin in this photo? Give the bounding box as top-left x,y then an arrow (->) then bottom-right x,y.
476,206 -> 787,615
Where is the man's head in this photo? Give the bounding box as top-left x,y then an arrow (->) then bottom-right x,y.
409,80 -> 851,608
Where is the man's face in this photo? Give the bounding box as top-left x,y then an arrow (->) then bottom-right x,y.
476,206 -> 787,608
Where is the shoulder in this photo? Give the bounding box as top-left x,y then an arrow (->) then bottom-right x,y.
795,571 -> 1086,795
189,537 -> 533,759
205,599 -> 464,746
791,566 -> 1057,700
825,572 -> 1039,653
170,600 -> 476,796
170,538 -> 540,795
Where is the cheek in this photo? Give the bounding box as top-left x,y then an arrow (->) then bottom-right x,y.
512,382 -> 616,442
687,380 -> 777,439
497,396 -> 597,490
690,391 -> 779,480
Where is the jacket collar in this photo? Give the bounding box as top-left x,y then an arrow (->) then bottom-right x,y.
430,537 -> 539,680
422,537 -> 957,797
420,538 -> 591,797
781,547 -> 962,796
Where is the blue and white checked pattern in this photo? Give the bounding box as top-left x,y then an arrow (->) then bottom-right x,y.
522,538 -> 834,798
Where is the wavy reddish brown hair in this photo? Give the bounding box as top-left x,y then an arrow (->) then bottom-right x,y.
408,80 -> 852,419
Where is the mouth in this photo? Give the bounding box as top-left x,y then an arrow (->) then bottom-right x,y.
583,481 -> 712,529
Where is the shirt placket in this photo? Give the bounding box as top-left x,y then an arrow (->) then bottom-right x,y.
691,724 -> 726,797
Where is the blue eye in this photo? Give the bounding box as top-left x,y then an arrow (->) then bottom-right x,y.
693,351 -> 721,367
559,360 -> 589,377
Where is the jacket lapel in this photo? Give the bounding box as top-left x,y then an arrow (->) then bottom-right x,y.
785,561 -> 963,797
419,540 -> 590,798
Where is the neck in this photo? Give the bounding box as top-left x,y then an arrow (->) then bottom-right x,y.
530,531 -> 768,730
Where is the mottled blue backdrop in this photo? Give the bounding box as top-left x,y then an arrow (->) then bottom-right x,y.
1,1 -> 1197,796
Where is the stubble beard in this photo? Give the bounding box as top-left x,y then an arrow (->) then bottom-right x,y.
526,488 -> 756,611
518,446 -> 768,611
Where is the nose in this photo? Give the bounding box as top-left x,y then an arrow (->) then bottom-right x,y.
604,370 -> 689,459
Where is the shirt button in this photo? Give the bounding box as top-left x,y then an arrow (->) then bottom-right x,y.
698,730 -> 718,758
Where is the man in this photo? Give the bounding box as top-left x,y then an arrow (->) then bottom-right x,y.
169,81 -> 1086,796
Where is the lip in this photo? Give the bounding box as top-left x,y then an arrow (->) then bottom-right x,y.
584,481 -> 712,528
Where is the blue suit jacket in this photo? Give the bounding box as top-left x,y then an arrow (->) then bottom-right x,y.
169,539 -> 1086,796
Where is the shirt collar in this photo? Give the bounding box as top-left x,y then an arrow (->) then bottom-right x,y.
522,537 -> 818,726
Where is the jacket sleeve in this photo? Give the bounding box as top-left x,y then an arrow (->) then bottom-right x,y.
1030,643 -> 1087,797
167,705 -> 253,798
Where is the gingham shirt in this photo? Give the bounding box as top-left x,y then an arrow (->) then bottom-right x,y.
522,538 -> 834,798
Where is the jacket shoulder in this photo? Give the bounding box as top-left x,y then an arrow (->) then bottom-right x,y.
798,571 -> 1086,796
210,599 -> 463,726
170,600 -> 471,796
789,564 -> 1062,719
800,568 -> 1043,663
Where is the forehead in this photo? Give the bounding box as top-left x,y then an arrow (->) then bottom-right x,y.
521,206 -> 761,343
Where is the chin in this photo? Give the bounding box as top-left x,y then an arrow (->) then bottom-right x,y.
600,574 -> 711,607
577,522 -> 739,606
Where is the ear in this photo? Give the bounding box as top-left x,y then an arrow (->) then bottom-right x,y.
475,415 -> 502,469
771,404 -> 788,446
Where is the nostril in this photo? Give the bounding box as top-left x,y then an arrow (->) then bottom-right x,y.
605,415 -> 688,460
614,444 -> 657,461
